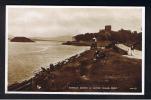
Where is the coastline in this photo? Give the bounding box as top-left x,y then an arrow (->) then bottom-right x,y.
8,41 -> 89,85
8,44 -> 141,92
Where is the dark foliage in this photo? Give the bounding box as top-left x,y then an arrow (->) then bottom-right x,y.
73,29 -> 142,50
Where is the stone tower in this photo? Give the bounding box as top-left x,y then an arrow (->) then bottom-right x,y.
105,25 -> 111,32
104,25 -> 111,40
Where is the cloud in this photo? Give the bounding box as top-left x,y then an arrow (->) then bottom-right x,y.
7,7 -> 142,37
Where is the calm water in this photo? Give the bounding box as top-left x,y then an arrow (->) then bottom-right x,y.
8,41 -> 89,85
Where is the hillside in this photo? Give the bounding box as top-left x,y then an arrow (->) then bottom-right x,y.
63,26 -> 142,50
8,45 -> 141,92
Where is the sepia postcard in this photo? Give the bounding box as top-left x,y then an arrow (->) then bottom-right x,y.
5,6 -> 145,95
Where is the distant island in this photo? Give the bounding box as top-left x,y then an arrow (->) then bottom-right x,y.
10,37 -> 34,42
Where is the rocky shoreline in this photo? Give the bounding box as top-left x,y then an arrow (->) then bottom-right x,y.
8,44 -> 141,92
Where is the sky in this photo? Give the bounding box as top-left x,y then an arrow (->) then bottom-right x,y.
7,6 -> 143,38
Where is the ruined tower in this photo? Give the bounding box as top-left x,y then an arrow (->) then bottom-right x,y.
105,25 -> 111,32
104,25 -> 111,40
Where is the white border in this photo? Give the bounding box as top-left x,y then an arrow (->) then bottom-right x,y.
5,6 -> 145,95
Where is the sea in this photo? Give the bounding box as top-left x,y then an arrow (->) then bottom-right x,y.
8,41 -> 89,85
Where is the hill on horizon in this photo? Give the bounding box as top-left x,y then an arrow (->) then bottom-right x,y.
30,35 -> 73,42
